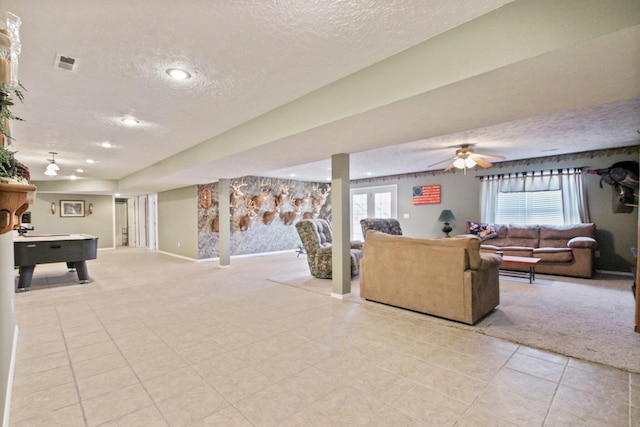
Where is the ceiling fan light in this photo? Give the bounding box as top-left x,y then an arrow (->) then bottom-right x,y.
453,158 -> 466,169
44,168 -> 57,176
464,157 -> 476,168
46,162 -> 60,171
166,68 -> 191,80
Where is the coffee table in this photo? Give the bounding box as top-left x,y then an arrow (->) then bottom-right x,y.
500,255 -> 541,283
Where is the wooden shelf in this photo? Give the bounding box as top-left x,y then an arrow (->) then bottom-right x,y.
0,182 -> 36,235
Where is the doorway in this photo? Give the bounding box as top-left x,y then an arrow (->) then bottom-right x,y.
115,198 -> 129,246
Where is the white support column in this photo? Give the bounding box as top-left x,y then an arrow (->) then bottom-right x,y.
331,153 -> 351,298
218,179 -> 231,268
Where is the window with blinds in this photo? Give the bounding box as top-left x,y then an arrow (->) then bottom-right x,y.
495,190 -> 564,225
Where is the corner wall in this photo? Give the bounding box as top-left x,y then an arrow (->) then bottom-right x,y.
158,186 -> 199,259
352,148 -> 639,273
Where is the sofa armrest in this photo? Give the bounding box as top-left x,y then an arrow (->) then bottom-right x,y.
568,236 -> 598,250
478,253 -> 503,270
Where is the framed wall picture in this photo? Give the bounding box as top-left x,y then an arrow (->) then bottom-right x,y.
60,200 -> 85,217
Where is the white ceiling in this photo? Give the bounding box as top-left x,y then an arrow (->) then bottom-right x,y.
2,0 -> 639,193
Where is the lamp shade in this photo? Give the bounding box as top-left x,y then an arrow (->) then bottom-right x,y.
437,209 -> 456,223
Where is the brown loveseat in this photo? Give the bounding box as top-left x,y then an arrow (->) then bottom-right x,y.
466,222 -> 598,278
360,231 -> 502,325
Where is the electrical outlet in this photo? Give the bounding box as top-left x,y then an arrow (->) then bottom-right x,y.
177,242 -> 181,247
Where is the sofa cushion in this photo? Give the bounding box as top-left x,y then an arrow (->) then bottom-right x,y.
540,223 -> 596,240
533,247 -> 573,262
539,223 -> 597,248
504,224 -> 539,248
500,246 -> 534,257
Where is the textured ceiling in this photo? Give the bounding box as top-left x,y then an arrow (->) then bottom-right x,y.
1,0 -> 639,193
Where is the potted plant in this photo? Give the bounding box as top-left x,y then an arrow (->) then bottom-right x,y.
0,82 -> 34,234
0,83 -> 27,184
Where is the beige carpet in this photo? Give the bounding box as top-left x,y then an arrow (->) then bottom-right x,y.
269,271 -> 640,374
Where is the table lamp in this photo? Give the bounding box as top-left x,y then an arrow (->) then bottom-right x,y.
438,209 -> 456,238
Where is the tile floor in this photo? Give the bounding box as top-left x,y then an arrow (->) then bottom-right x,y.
8,247 -> 640,426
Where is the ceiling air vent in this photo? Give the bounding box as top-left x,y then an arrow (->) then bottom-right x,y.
53,53 -> 79,72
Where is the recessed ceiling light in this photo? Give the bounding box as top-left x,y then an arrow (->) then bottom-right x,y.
366,172 -> 373,176
289,173 -> 296,177
166,68 -> 191,80
101,142 -> 112,148
76,168 -> 84,173
326,177 -> 331,181
86,159 -> 95,164
69,175 -> 77,180
121,117 -> 139,126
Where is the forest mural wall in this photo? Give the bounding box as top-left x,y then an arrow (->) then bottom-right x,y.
198,176 -> 331,259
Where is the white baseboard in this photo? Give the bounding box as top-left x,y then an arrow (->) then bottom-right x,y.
156,250 -> 199,262
331,292 -> 352,300
3,325 -> 18,427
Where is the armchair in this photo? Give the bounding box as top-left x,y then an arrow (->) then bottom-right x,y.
360,218 -> 403,240
295,218 -> 363,279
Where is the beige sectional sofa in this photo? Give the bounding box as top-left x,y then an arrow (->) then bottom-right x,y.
466,222 -> 598,278
360,231 -> 502,325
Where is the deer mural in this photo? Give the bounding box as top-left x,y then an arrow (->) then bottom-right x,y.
281,189 -> 309,223
230,179 -> 248,206
262,183 -> 290,225
302,185 -> 331,219
281,192 -> 304,225
234,198 -> 258,231
251,177 -> 272,210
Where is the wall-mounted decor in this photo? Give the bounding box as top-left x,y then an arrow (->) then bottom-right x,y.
50,201 -> 56,214
412,184 -> 441,205
199,187 -> 212,209
60,200 -> 85,217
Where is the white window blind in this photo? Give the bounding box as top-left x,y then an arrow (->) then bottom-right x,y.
495,190 -> 564,225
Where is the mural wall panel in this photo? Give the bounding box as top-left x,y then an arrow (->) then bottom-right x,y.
197,176 -> 331,259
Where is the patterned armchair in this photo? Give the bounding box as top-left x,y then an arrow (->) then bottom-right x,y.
360,218 -> 403,240
295,218 -> 363,279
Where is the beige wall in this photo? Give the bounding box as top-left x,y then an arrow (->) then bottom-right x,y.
0,232 -> 17,424
353,149 -> 639,273
158,186 -> 198,259
29,193 -> 114,249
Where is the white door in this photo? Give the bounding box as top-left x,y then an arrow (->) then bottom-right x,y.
115,201 -> 128,246
147,194 -> 158,250
350,185 -> 397,241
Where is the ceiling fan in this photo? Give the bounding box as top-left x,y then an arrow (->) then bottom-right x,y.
429,144 -> 506,172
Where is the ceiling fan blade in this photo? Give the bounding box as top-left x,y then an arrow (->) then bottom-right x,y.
444,162 -> 456,171
473,156 -> 493,168
427,157 -> 455,168
474,153 -> 506,160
